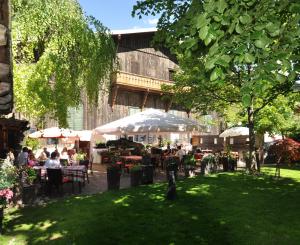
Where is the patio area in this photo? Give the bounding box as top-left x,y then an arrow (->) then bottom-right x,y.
29,163 -> 185,204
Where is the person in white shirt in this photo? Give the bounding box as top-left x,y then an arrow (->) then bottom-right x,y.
175,145 -> 186,161
45,152 -> 61,168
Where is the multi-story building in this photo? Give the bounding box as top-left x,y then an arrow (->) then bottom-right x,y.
67,28 -> 221,142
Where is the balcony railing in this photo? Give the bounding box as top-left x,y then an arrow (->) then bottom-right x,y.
112,71 -> 173,93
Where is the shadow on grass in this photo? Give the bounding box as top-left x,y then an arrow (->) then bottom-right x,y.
1,170 -> 300,245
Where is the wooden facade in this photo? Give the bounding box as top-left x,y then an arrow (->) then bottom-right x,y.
0,0 -> 13,114
0,117 -> 29,152
82,29 -> 188,130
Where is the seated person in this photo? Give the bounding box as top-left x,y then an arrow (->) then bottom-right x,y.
45,152 -> 61,168
60,147 -> 70,166
38,150 -> 48,161
27,150 -> 37,167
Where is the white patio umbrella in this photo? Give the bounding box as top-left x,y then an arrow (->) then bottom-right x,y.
27,130 -> 43,139
75,130 -> 92,141
93,109 -> 203,135
28,127 -> 78,139
219,126 -> 249,138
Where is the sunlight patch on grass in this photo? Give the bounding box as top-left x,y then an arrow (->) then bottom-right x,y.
14,223 -> 34,231
49,232 -> 64,240
149,193 -> 165,201
38,220 -> 54,231
186,184 -> 211,196
113,195 -> 131,206
191,215 -> 199,220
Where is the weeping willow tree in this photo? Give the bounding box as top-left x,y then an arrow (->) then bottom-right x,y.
12,0 -> 116,127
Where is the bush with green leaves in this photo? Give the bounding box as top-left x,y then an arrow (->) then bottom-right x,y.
23,137 -> 40,151
201,154 -> 216,165
183,154 -> 196,166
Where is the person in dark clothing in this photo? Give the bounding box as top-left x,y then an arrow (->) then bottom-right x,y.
43,147 -> 50,158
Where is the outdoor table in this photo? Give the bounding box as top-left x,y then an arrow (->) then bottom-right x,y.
120,156 -> 143,173
120,155 -> 142,163
33,165 -> 86,193
63,165 -> 86,192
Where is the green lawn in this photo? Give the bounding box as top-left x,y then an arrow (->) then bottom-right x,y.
1,166 -> 300,245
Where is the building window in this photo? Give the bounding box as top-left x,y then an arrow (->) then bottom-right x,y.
128,106 -> 140,116
230,138 -> 234,145
168,69 -> 175,81
67,104 -> 83,130
46,138 -> 59,145
128,135 -> 134,141
214,138 -> 218,144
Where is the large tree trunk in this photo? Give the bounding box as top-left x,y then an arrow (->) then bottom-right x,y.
247,107 -> 257,172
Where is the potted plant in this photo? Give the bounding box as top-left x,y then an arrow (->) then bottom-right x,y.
141,164 -> 154,184
0,159 -> 17,234
183,154 -> 196,177
107,163 -> 121,190
20,166 -> 38,205
95,141 -> 106,149
107,164 -> 121,190
201,154 -> 217,175
75,152 -> 87,164
130,165 -> 143,187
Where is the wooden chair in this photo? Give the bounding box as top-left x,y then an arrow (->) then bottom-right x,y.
46,168 -> 73,195
79,160 -> 89,184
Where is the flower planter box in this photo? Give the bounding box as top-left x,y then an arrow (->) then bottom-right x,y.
141,165 -> 154,184
107,167 -> 121,190
131,169 -> 142,187
22,185 -> 37,205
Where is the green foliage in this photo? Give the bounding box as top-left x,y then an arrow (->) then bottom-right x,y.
75,152 -> 86,161
0,159 -> 18,190
23,137 -> 40,150
21,166 -> 38,186
133,0 -> 300,169
183,154 -> 196,166
201,153 -> 216,165
12,0 -> 116,126
255,95 -> 299,135
133,0 -> 300,119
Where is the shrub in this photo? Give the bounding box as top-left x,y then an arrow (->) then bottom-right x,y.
0,159 -> 18,207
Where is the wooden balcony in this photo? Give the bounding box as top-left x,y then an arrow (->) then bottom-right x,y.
112,71 -> 174,93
